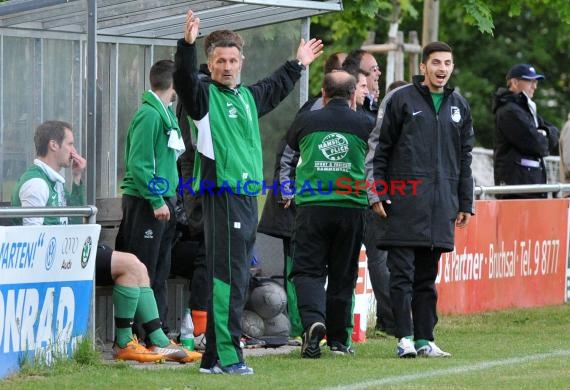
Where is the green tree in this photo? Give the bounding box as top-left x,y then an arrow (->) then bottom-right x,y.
309,0 -> 570,148
438,1 -> 570,148
309,0 -> 420,94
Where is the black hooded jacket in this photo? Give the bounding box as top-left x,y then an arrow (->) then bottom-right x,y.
492,87 -> 559,198
369,75 -> 475,252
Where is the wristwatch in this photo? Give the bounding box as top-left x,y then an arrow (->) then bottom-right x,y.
297,60 -> 306,70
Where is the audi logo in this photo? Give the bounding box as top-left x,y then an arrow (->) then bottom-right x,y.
61,237 -> 79,255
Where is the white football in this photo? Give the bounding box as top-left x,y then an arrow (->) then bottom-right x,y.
241,309 -> 265,337
248,283 -> 287,319
263,312 -> 291,336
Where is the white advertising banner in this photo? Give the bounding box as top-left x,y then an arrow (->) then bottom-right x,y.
0,224 -> 100,379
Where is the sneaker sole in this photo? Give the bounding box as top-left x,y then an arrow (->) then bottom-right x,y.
115,356 -> 165,363
417,352 -> 451,358
199,367 -> 224,374
331,350 -> 355,356
224,368 -> 254,375
302,323 -> 326,359
398,352 -> 417,358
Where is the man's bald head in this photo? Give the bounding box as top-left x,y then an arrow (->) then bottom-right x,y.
322,70 -> 356,102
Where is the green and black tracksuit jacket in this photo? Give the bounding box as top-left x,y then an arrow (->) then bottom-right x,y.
173,39 -> 303,368
174,39 -> 304,194
121,91 -> 181,209
280,99 -> 370,208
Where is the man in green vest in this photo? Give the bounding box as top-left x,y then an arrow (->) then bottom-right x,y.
12,120 -> 200,364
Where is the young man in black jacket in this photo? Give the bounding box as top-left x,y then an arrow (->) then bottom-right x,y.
369,41 -> 474,358
493,63 -> 559,198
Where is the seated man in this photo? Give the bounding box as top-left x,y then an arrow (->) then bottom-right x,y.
11,120 -> 201,364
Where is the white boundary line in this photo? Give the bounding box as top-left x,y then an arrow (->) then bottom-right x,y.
321,349 -> 570,390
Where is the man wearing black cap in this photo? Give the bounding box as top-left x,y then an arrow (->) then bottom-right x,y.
493,63 -> 559,198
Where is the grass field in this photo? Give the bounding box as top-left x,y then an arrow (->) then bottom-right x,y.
2,304 -> 569,389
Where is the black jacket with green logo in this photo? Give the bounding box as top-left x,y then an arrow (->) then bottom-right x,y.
280,99 -> 370,208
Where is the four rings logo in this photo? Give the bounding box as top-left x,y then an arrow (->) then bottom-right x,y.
61,237 -> 79,255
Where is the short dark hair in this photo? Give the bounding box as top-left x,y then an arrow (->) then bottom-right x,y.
422,41 -> 453,63
149,59 -> 175,91
343,49 -> 367,71
342,63 -> 369,80
324,52 -> 346,74
323,71 -> 356,101
204,29 -> 244,56
34,120 -> 72,157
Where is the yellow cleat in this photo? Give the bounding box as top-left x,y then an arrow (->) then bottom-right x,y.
113,337 -> 165,363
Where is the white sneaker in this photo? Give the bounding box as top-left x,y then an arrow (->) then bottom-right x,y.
416,341 -> 451,357
397,337 -> 417,358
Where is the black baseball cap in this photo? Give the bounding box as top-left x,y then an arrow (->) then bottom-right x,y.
506,64 -> 545,80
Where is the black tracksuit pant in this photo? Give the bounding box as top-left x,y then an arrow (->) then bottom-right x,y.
290,205 -> 366,346
115,194 -> 177,332
200,192 -> 257,369
387,246 -> 442,340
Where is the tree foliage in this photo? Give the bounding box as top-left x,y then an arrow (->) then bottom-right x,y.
439,0 -> 570,148
309,0 -> 570,148
308,0 -> 420,95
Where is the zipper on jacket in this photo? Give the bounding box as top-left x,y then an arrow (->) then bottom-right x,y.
431,113 -> 439,249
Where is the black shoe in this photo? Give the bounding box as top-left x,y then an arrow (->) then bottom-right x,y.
329,341 -> 355,355
301,322 -> 326,359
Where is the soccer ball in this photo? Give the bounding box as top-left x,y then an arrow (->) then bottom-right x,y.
194,333 -> 207,351
241,309 -> 265,337
248,282 -> 287,320
263,312 -> 291,336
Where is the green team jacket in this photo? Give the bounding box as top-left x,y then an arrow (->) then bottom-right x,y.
11,164 -> 84,225
173,39 -> 304,195
121,91 -> 181,209
280,99 -> 370,208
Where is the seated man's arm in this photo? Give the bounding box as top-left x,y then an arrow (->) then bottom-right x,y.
18,178 -> 49,225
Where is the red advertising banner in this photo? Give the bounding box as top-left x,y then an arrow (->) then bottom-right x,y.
436,199 -> 569,314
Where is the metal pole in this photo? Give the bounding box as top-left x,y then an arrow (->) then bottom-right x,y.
86,0 -> 98,349
86,0 -> 97,205
299,17 -> 310,106
0,206 -> 98,221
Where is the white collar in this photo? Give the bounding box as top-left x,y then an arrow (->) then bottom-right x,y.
33,158 -> 66,184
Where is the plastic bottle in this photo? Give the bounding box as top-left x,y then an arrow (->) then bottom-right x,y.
180,308 -> 195,350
